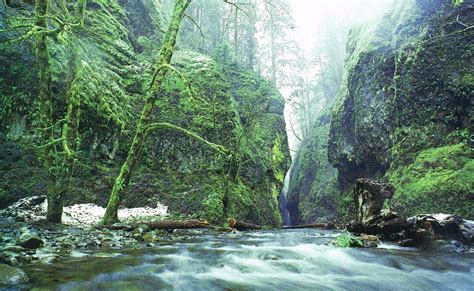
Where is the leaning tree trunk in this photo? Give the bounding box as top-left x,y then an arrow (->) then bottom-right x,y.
101,0 -> 192,225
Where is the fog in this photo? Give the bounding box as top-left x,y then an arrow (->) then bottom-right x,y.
283,0 -> 394,155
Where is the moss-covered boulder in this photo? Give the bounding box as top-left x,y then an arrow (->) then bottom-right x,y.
328,0 -> 473,219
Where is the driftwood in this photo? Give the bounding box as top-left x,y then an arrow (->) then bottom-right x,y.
228,218 -> 262,230
144,219 -> 210,230
97,219 -> 210,231
282,222 -> 335,229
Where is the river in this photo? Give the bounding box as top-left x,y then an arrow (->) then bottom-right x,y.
19,229 -> 474,290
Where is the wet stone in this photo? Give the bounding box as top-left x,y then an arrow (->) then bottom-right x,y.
16,232 -> 44,249
70,250 -> 89,258
0,245 -> 25,253
0,263 -> 29,287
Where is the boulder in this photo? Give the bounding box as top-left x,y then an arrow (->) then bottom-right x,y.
0,263 -> 29,287
406,214 -> 474,245
16,232 -> 43,249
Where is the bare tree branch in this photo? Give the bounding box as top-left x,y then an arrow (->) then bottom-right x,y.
288,116 -> 303,142
184,13 -> 207,38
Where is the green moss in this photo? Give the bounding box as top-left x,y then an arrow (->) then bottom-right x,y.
387,143 -> 474,218
202,190 -> 225,224
272,135 -> 285,183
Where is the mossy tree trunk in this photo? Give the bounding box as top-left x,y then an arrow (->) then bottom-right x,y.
35,0 -> 61,222
54,0 -> 86,222
101,0 -> 192,225
33,0 -> 86,222
56,43 -> 82,216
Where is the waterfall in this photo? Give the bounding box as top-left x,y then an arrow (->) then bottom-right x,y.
278,168 -> 292,226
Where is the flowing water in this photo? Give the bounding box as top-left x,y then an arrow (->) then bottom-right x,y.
19,229 -> 474,290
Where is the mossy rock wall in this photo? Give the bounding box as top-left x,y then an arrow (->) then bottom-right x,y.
286,110 -> 338,225
0,1 -> 290,225
328,0 -> 473,219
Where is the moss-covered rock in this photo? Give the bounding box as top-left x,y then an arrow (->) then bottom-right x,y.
388,143 -> 473,218
328,0 -> 473,220
286,110 -> 338,225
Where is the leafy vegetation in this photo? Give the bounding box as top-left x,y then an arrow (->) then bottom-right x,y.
332,232 -> 364,248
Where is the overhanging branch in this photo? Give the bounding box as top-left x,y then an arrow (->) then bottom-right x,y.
146,122 -> 229,154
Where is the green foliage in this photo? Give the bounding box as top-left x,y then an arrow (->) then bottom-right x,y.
272,135 -> 285,183
452,0 -> 464,7
387,143 -> 474,218
0,0 -> 290,226
202,191 -> 225,224
332,232 -> 364,248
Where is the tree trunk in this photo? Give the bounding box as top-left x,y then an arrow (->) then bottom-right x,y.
228,218 -> 262,230
56,43 -> 82,219
233,6 -> 238,59
101,0 -> 191,225
35,0 -> 61,223
282,223 -> 335,229
97,219 -> 210,230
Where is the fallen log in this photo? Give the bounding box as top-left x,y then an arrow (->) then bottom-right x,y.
96,219 -> 210,231
282,222 -> 335,229
228,218 -> 262,230
145,219 -> 210,230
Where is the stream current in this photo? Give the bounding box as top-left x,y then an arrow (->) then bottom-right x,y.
19,229 -> 474,290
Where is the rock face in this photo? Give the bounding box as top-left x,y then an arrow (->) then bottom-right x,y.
0,263 -> 29,287
286,110 -> 339,225
0,0 -> 290,225
328,0 -> 473,219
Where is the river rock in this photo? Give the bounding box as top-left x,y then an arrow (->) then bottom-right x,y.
70,250 -> 89,258
0,195 -> 47,221
16,232 -> 43,249
32,253 -> 59,264
0,263 -> 29,286
406,214 -> 474,246
0,245 -> 25,253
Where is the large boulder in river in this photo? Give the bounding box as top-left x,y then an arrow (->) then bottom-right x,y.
0,263 -> 29,287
